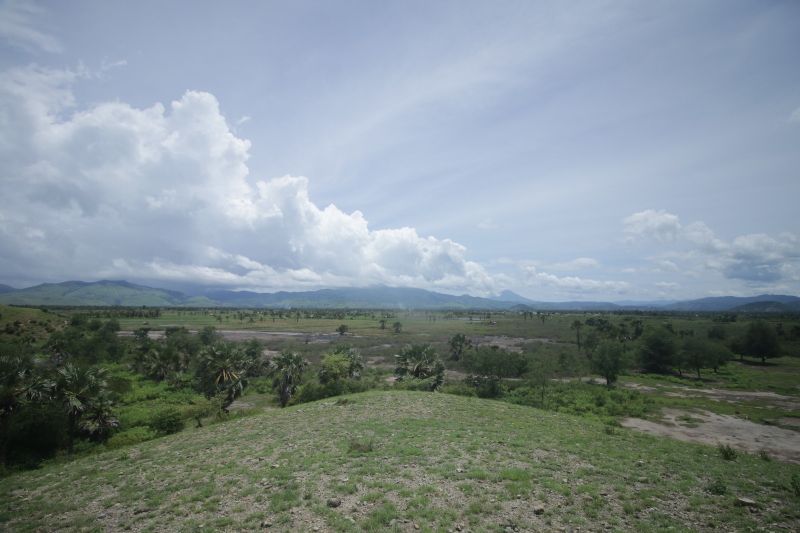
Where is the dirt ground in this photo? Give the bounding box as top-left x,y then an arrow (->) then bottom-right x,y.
622,408 -> 800,464
119,329 -> 339,343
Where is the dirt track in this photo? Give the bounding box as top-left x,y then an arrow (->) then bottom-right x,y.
622,408 -> 800,464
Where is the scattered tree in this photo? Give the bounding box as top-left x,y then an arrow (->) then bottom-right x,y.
448,333 -> 472,361
638,326 -> 678,374
270,351 -> 308,407
591,340 -> 629,387
741,321 -> 780,364
394,344 -> 445,390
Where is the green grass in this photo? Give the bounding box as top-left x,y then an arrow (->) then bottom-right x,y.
1,391 -> 798,531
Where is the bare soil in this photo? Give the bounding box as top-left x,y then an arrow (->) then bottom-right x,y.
622,408 -> 800,464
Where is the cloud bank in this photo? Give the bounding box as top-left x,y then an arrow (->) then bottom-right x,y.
624,210 -> 800,286
0,65 -> 493,293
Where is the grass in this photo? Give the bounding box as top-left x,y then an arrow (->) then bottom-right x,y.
1,391 -> 798,531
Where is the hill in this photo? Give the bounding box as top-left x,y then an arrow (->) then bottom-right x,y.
666,294 -> 800,312
1,279 -> 799,312
1,391 -> 797,531
0,280 -> 215,307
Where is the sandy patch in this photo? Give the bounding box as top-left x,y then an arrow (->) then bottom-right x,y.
622,408 -> 800,464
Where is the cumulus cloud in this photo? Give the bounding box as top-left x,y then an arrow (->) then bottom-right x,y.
523,266 -> 629,294
623,209 -> 800,285
0,64 -> 494,293
623,209 -> 682,242
0,1 -> 61,53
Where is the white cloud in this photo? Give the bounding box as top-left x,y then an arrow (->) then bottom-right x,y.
523,266 -> 629,294
623,209 -> 681,242
0,64 -> 494,294
623,209 -> 800,286
548,257 -> 599,271
655,281 -> 678,289
0,0 -> 61,53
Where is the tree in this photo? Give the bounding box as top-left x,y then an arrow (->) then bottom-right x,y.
638,327 -> 678,374
56,364 -> 118,453
392,322 -> 402,334
394,344 -> 445,390
0,353 -> 53,465
379,319 -> 386,330
741,321 -> 780,364
591,341 -> 629,387
680,337 -> 728,379
196,342 -> 252,411
318,346 -> 364,384
571,320 -> 583,350
461,346 -> 527,398
336,324 -> 349,336
448,333 -> 472,361
270,351 -> 308,407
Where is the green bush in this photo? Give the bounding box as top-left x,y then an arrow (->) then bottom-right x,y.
107,427 -> 158,449
147,408 -> 185,435
439,382 -> 477,397
292,378 -> 372,405
717,443 -> 737,461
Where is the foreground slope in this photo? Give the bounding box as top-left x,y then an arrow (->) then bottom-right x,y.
2,392 -> 799,531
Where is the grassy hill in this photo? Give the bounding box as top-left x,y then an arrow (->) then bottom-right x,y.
0,281 -> 216,307
1,391 -> 798,531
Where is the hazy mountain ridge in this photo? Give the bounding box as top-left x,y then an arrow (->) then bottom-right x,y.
0,280 -> 798,311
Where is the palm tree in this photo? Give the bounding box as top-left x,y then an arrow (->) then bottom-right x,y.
56,364 -> 118,453
1,353 -> 54,465
571,320 -> 583,351
394,344 -> 445,390
196,343 -> 250,411
270,351 -> 308,407
448,334 -> 472,361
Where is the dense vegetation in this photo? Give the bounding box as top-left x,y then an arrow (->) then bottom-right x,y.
2,303 -> 798,475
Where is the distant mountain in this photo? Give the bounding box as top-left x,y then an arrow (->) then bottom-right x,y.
0,280 -> 797,312
490,290 -> 537,305
204,286 -> 514,310
0,280 -> 215,307
0,284 -> 17,294
665,294 -> 800,312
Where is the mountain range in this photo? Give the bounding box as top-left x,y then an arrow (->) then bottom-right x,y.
0,280 -> 799,312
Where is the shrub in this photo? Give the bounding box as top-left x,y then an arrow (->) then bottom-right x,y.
107,427 -> 158,449
348,438 -> 374,454
791,472 -> 800,497
706,479 -> 727,495
147,408 -> 185,435
717,443 -> 737,461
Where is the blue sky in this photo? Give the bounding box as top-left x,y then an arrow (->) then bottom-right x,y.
0,0 -> 799,300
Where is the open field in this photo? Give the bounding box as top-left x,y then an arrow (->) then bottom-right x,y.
2,391 -> 799,532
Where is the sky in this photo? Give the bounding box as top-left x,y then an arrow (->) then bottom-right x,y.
0,0 -> 799,301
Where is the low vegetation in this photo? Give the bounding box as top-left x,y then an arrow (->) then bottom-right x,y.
1,303 -> 799,530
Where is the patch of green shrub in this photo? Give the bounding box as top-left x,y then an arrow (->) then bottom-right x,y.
147,408 -> 185,435
107,427 -> 158,449
717,444 -> 737,461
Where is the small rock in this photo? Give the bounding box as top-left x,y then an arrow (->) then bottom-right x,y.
271,463 -> 280,468
636,460 -> 645,467
533,505 -> 545,516
456,468 -> 464,473
260,521 -> 271,529
327,498 -> 342,508
414,524 -> 420,530
313,527 -> 320,531
735,497 -> 758,508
